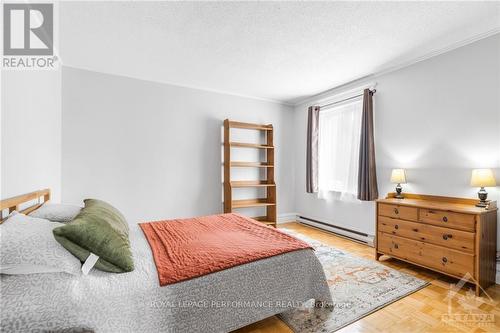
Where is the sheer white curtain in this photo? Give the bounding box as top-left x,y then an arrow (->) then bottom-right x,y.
317,98 -> 363,200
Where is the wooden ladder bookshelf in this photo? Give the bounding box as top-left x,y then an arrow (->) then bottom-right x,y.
223,119 -> 277,227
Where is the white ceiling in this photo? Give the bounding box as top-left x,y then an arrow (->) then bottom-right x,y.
60,1 -> 500,104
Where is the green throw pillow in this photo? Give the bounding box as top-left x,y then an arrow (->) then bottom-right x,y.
53,199 -> 134,273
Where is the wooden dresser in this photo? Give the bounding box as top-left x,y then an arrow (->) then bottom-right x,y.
375,193 -> 497,295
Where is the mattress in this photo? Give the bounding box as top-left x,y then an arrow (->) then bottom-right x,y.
1,224 -> 332,332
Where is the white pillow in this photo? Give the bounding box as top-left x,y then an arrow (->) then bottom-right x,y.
29,203 -> 81,223
0,214 -> 82,275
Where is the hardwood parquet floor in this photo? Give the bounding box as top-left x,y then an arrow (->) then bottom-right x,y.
234,222 -> 500,333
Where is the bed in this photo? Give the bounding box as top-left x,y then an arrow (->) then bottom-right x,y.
0,190 -> 332,332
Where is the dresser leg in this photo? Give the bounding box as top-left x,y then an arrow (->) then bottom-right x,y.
475,284 -> 481,297
375,251 -> 382,261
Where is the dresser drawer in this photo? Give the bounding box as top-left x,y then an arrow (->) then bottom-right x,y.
419,209 -> 475,232
378,232 -> 475,278
378,203 -> 418,221
378,216 -> 475,253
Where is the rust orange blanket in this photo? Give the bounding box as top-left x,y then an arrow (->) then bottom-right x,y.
140,213 -> 311,286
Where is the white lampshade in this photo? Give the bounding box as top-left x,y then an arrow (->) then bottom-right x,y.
470,169 -> 496,187
390,169 -> 407,184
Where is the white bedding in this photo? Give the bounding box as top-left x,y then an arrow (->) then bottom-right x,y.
1,224 -> 332,332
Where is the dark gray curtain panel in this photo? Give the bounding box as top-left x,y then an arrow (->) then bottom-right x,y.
306,106 -> 320,193
357,89 -> 379,200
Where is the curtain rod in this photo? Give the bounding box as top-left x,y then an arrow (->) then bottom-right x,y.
319,89 -> 376,109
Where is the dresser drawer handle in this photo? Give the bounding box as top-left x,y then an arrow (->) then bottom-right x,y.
442,257 -> 448,263
394,244 -> 399,249
394,208 -> 399,214
442,216 -> 448,222
394,224 -> 399,230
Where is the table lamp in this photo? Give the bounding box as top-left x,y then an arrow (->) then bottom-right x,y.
391,169 -> 407,199
470,169 -> 496,207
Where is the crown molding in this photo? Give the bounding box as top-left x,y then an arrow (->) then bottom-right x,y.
292,28 -> 500,107
61,65 -> 294,107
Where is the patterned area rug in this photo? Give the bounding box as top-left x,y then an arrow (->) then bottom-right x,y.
279,229 -> 429,333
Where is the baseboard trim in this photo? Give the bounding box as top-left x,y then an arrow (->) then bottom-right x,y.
297,215 -> 375,246
277,213 -> 298,224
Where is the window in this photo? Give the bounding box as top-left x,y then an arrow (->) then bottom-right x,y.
317,98 -> 362,198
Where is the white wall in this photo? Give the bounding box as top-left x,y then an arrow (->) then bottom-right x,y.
1,70 -> 62,202
293,34 -> 500,245
61,67 -> 295,224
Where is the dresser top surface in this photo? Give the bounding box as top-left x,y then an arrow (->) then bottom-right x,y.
377,197 -> 497,215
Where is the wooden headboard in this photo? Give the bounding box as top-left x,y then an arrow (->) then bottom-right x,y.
0,189 -> 50,222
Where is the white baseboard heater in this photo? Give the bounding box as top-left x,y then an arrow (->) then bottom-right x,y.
298,215 -> 374,247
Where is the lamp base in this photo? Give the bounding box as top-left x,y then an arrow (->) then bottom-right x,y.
394,184 -> 404,199
475,201 -> 489,208
476,187 -> 489,207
